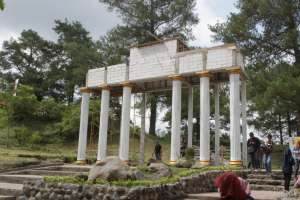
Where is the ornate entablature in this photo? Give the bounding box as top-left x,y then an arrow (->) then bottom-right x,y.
85,38 -> 244,93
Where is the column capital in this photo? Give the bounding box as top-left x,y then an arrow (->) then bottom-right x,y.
98,84 -> 111,91
168,74 -> 184,81
227,66 -> 242,74
79,87 -> 93,93
121,81 -> 135,88
196,70 -> 211,78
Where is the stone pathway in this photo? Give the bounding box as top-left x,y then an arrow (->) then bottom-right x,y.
0,164 -> 91,200
185,190 -> 283,200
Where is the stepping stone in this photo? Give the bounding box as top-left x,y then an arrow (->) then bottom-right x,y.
250,184 -> 284,191
0,196 -> 15,200
0,182 -> 23,196
0,175 -> 42,184
248,178 -> 283,186
14,169 -> 87,176
37,164 -> 91,172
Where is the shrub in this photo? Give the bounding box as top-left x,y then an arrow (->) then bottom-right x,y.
185,147 -> 195,160
29,131 -> 43,145
14,126 -> 31,145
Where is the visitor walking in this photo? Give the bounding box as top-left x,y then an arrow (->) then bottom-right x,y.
293,140 -> 300,179
263,134 -> 273,173
247,132 -> 260,170
214,172 -> 254,200
282,147 -> 295,191
154,141 -> 162,161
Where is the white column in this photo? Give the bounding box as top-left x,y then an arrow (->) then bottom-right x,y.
187,87 -> 193,148
139,93 -> 146,164
170,78 -> 182,163
97,88 -> 110,162
119,84 -> 132,161
241,81 -> 247,165
199,72 -> 210,165
229,70 -> 242,165
214,83 -> 220,165
76,92 -> 90,163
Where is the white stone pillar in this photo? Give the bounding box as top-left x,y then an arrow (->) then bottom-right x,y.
170,75 -> 182,163
119,83 -> 132,162
198,71 -> 210,166
76,92 -> 90,164
97,87 -> 110,162
187,87 -> 193,148
139,93 -> 146,164
214,83 -> 220,165
229,68 -> 242,166
241,81 -> 247,165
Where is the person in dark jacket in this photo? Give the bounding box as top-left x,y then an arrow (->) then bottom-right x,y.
247,132 -> 260,169
154,141 -> 162,160
282,147 -> 295,191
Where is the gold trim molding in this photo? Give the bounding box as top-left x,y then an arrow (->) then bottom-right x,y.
196,70 -> 211,78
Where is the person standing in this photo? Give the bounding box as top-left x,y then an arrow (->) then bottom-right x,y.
282,147 -> 295,191
154,141 -> 162,161
293,140 -> 300,179
247,132 -> 260,170
263,134 -> 273,173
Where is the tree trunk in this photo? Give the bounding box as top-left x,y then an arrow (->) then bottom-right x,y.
278,114 -> 283,145
287,112 -> 292,137
149,96 -> 157,135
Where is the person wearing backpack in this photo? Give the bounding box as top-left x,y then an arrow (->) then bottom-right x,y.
247,132 -> 260,170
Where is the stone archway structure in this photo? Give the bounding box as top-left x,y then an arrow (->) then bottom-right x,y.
76,38 -> 247,166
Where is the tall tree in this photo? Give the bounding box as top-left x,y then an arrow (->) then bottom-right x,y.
53,19 -> 101,103
0,30 -> 65,100
210,0 -> 300,65
99,0 -> 199,135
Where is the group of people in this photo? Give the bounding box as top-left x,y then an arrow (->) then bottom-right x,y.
247,132 -> 273,173
247,132 -> 300,191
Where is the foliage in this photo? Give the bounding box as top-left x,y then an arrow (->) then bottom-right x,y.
210,0 -> 300,65
99,0 -> 199,42
0,30 -> 65,101
53,20 -> 102,103
0,0 -> 4,10
185,147 -> 195,160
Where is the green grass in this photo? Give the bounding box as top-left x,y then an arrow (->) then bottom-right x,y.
44,165 -> 240,187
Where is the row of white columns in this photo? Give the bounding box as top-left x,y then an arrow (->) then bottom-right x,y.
76,69 -> 247,165
169,69 -> 247,165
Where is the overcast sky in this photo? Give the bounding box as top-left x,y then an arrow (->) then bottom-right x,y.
0,0 -> 237,48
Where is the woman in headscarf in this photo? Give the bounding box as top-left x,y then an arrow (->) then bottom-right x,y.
282,147 -> 295,191
215,172 -> 254,200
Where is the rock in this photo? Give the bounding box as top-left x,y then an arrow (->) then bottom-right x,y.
88,156 -> 143,181
175,160 -> 194,168
148,162 -> 172,178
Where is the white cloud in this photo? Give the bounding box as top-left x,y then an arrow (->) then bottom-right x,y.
190,0 -> 236,47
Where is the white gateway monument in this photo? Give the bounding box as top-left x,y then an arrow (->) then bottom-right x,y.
76,38 -> 247,166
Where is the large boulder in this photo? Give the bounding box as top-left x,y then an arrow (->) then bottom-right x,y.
88,156 -> 144,181
148,162 -> 172,178
175,159 -> 194,168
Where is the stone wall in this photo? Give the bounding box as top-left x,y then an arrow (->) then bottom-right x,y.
19,170 -> 248,200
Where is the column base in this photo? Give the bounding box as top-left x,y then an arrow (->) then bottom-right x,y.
199,160 -> 210,166
169,160 -> 177,165
121,160 -> 129,165
96,160 -> 104,165
75,160 -> 87,165
229,160 -> 242,166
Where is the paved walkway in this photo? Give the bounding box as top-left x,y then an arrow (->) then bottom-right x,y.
187,190 -> 283,200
